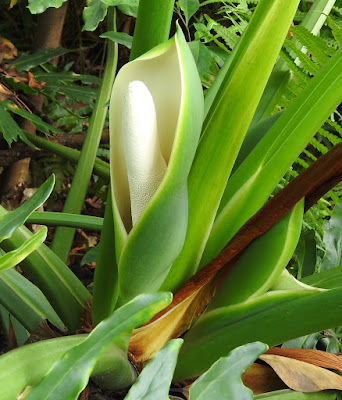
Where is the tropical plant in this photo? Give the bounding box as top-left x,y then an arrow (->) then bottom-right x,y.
0,0 -> 341,398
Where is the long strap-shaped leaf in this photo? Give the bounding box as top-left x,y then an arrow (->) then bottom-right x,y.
174,287 -> 342,380
162,0 -> 301,292
23,293 -> 171,400
0,268 -> 65,332
201,46 -> 342,269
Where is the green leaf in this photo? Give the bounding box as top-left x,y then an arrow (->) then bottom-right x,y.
117,0 -> 139,17
0,268 -> 65,332
175,287 -> 342,380
208,200 -> 305,310
201,44 -> 342,270
0,227 -> 47,272
44,83 -> 98,102
162,0 -> 302,292
321,200 -> 342,271
24,293 -> 172,399
12,48 -> 70,71
100,0 -> 139,17
1,101 -> 63,135
301,266 -> 342,289
100,31 -> 133,48
125,339 -> 183,400
0,106 -> 27,146
189,342 -> 268,400
0,175 -> 54,243
0,208 -> 91,331
82,0 -> 108,31
254,389 -> 337,399
179,0 -> 200,25
27,0 -> 67,13
188,40 -> 212,76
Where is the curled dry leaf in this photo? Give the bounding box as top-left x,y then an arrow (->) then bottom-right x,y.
266,347 -> 342,374
0,38 -> 17,60
242,363 -> 287,395
259,354 -> 342,392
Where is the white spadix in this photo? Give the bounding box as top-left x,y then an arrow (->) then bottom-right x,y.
122,81 -> 167,226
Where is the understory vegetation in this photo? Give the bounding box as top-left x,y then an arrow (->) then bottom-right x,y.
0,0 -> 342,399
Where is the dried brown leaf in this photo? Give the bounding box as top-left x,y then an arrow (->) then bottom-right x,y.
266,347 -> 342,374
260,354 -> 342,392
242,363 -> 287,395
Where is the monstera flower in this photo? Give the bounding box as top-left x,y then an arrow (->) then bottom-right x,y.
110,27 -> 204,305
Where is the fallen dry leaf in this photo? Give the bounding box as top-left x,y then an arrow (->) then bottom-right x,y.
242,363 -> 287,395
260,354 -> 342,392
266,347 -> 342,374
0,38 -> 17,60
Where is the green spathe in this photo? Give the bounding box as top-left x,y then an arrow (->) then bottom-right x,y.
109,26 -> 204,305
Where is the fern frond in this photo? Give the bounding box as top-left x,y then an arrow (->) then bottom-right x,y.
327,15 -> 342,46
327,120 -> 342,138
280,48 -> 310,85
318,128 -> 341,146
284,39 -> 320,74
310,137 -> 329,155
291,25 -> 334,63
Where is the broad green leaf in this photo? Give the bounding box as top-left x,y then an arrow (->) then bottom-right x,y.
12,47 -> 70,71
321,200 -> 342,271
24,293 -> 172,399
189,342 -> 268,400
0,268 -> 65,332
0,335 -> 134,398
201,44 -> 342,269
174,287 -> 342,379
295,229 -> 317,278
101,31 -> 133,48
110,26 -> 203,305
179,0 -> 200,25
0,106 -> 28,146
0,227 -> 47,272
0,175 -> 54,243
188,40 -> 212,76
162,0 -> 302,292
125,339 -> 183,400
208,200 -> 304,310
117,0 -> 139,17
254,389 -> 337,399
82,0 -> 108,32
27,0 -> 67,13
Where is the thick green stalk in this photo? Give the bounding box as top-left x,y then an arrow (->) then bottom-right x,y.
27,212 -> 103,230
91,193 -> 118,325
130,0 -> 174,60
91,0 -> 174,324
51,7 -> 117,262
25,132 -> 110,180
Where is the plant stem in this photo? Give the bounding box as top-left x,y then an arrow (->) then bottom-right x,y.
130,0 -> 174,60
25,132 -> 110,179
27,212 -> 103,230
51,7 -> 117,262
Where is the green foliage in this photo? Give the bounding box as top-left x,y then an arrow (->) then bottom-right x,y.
125,339 -> 182,400
1,0 -> 342,399
188,342 -> 268,400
